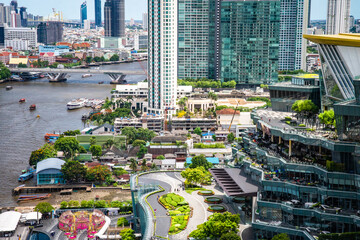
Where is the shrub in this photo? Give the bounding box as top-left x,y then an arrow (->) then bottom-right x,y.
299,124 -> 306,127
81,200 -> 88,208
60,201 -> 68,209
113,183 -> 118,187
117,217 -> 130,227
284,117 -> 292,121
171,201 -> 178,207
286,121 -> 291,125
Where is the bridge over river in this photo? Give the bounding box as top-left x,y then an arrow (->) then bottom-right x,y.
9,67 -> 146,83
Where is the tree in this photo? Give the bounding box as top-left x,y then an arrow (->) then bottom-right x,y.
90,136 -> 97,146
132,139 -> 146,147
117,217 -> 130,226
121,127 -> 137,144
129,158 -> 138,172
272,233 -> 290,240
220,232 -> 241,240
156,155 -> 165,160
86,56 -> 93,63
61,160 -> 87,183
63,130 -> 80,136
103,139 -> 115,149
141,159 -> 148,172
181,167 -> 206,186
120,228 -> 135,240
291,100 -> 318,119
113,167 -> 128,177
227,132 -> 235,143
137,145 -> 148,158
178,97 -> 188,110
194,127 -> 202,136
54,137 -> 80,159
34,202 -> 54,214
60,201 -> 68,209
17,63 -> 28,68
208,92 -> 218,111
0,63 -> 11,80
136,128 -> 156,142
110,54 -> 120,61
86,165 -> 111,183
29,143 -> 57,166
189,212 -> 240,239
318,109 -> 336,129
90,145 -> 102,157
189,155 -> 213,170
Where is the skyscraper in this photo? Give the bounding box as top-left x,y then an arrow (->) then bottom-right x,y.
278,0 -> 309,71
326,0 -> 351,34
19,7 -> 27,27
0,4 -> 4,24
220,0 -> 281,86
142,12 -> 148,30
178,0 -> 211,80
10,0 -> 17,14
148,0 -> 178,114
104,0 -> 125,37
37,22 -> 63,45
80,1 -> 87,24
95,0 -> 101,27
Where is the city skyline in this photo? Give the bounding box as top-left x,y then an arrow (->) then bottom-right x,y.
7,0 -> 360,21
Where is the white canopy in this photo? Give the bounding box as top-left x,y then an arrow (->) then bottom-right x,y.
25,212 -> 43,221
0,211 -> 21,232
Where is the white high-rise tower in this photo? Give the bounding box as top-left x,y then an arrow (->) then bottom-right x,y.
148,0 -> 177,115
326,0 -> 351,34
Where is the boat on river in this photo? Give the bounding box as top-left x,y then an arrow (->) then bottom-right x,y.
82,74 -> 92,78
67,98 -> 87,110
29,104 -> 36,110
17,194 -> 51,202
19,98 -> 26,103
18,168 -> 35,182
6,86 -> 13,90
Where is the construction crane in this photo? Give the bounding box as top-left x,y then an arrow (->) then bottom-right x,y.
228,100 -> 240,132
132,53 -> 149,80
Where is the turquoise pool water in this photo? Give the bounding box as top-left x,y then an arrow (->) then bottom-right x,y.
29,232 -> 50,240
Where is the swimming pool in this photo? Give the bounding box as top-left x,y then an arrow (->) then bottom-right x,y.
28,231 -> 50,240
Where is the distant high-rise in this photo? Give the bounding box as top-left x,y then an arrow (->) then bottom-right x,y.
278,0 -> 309,71
80,1 -> 87,24
95,0 -> 101,27
10,0 -> 17,14
142,12 -> 148,30
148,0 -> 178,114
10,11 -> 20,28
350,15 -> 355,31
220,0 -> 281,86
37,22 -> 63,45
19,7 -> 27,27
0,4 -> 5,24
326,0 -> 351,34
0,24 -> 5,48
104,0 -> 125,37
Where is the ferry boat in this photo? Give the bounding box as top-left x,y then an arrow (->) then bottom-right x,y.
6,86 -> 13,90
29,104 -> 36,110
44,133 -> 60,142
85,99 -> 104,108
82,74 -> 92,78
67,98 -> 87,110
19,98 -> 26,103
98,81 -> 104,84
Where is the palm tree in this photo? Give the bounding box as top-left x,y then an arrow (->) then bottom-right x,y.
208,92 -> 218,112
141,159 -> 148,172
129,158 -> 138,173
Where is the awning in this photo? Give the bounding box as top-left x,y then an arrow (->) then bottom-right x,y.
209,168 -> 259,197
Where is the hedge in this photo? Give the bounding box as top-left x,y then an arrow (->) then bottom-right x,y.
319,232 -> 360,240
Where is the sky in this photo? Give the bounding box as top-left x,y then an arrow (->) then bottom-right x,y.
5,0 -> 360,21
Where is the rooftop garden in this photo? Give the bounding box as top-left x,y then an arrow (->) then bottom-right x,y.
178,77 -> 236,89
193,143 -> 225,149
158,193 -> 192,235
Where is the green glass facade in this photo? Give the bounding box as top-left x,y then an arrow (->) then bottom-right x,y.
220,0 -> 280,86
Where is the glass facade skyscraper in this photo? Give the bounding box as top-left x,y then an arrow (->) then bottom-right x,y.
80,1 -> 87,24
178,0 -> 211,80
220,0 -> 280,86
278,0 -> 309,71
104,0 -> 125,37
95,0 -> 101,27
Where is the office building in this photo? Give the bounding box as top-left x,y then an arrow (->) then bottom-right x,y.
80,1 -> 87,24
10,0 -> 17,14
83,19 -> 90,30
220,0 -> 280,86
142,12 -> 148,30
326,0 -> 350,34
10,11 -> 20,28
0,24 -> 4,48
134,34 -> 148,50
104,0 -> 125,37
349,15 -> 355,31
148,0 -> 178,114
37,22 -> 63,45
279,0 -> 309,71
0,4 -> 4,24
19,7 -> 27,27
95,0 -> 101,27
5,26 -> 37,49
3,5 -> 11,26
178,0 -> 211,80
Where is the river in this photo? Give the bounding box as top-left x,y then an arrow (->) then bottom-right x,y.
0,62 -> 146,206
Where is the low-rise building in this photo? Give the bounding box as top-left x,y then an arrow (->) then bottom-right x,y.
39,52 -> 56,64
171,118 -> 217,131
36,158 -> 65,185
0,211 -> 21,237
161,159 -> 176,170
201,131 -> 215,142
8,57 -> 29,67
114,116 -> 164,133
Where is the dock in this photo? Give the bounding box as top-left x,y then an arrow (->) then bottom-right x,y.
12,184 -> 92,195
